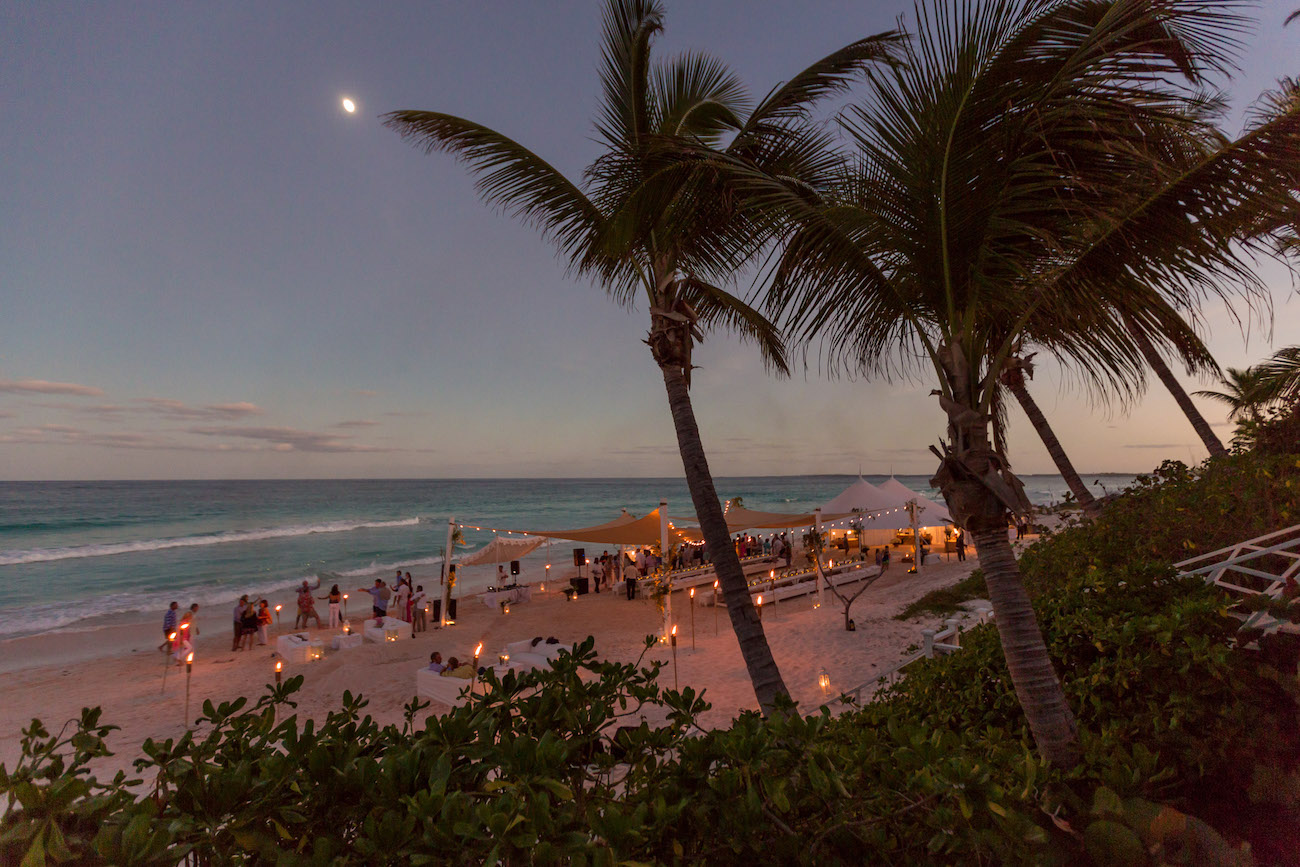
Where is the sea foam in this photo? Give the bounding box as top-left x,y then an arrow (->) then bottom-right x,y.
0,517 -> 421,566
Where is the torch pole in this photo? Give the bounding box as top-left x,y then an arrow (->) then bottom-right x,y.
160,632 -> 175,694
689,589 -> 696,651
184,653 -> 194,729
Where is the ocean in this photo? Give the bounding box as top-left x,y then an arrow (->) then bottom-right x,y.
0,474 -> 1135,638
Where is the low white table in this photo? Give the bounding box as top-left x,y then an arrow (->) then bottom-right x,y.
276,632 -> 312,662
330,633 -> 364,651
363,616 -> 413,643
481,586 -> 533,608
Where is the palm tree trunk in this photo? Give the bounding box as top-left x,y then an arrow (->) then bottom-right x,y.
1005,379 -> 1102,517
969,523 -> 1079,765
660,364 -> 791,715
1124,315 -> 1228,458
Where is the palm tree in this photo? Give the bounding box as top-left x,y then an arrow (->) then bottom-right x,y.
383,0 -> 897,714
1194,366 -> 1272,424
736,0 -> 1300,765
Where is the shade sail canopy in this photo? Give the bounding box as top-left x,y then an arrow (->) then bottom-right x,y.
722,505 -> 854,530
458,535 -> 546,566
523,508 -> 679,546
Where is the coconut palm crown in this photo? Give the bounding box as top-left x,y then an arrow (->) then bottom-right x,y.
734,0 -> 1300,763
384,0 -> 898,714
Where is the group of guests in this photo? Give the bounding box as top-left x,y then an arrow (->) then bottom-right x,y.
358,571 -> 430,632
159,601 -> 201,665
231,595 -> 275,651
425,651 -> 474,679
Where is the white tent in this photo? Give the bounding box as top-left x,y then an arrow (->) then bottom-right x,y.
876,477 -> 952,524
821,477 -> 899,514
457,535 -> 546,566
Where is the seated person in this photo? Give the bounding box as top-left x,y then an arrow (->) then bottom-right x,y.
427,651 -> 446,673
440,656 -> 476,678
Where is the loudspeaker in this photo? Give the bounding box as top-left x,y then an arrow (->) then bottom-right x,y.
573,548 -> 585,567
510,560 -> 520,576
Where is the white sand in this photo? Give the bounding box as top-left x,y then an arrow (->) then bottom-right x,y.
0,552 -> 1000,780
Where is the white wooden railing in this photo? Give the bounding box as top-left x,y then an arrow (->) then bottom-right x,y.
1175,523 -> 1300,637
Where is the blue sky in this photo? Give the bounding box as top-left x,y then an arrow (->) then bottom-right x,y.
1,1 -> 1297,480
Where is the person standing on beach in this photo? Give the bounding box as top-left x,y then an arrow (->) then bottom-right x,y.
404,572 -> 416,619
411,585 -> 427,632
321,584 -> 342,628
956,530 -> 967,562
392,578 -> 410,623
231,595 -> 249,651
257,600 -> 272,645
160,601 -> 179,652
359,579 -> 390,621
296,581 -> 323,629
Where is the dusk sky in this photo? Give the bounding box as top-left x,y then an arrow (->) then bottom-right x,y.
2,1 -> 1297,481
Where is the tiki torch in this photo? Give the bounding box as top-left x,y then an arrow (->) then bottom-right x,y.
670,624 -> 678,690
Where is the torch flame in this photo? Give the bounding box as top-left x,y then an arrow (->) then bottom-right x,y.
275,660 -> 282,672
185,652 -> 194,664
757,595 -> 763,606
169,632 -> 176,641
671,625 -> 677,636
689,588 -> 695,598
474,642 -> 483,656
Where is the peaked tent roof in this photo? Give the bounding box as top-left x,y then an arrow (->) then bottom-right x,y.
877,477 -> 952,524
821,477 -> 899,514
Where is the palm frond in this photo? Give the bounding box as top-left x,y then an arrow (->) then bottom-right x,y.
1256,346 -> 1300,403
595,0 -> 665,149
382,111 -> 605,264
737,30 -> 903,137
677,277 -> 789,376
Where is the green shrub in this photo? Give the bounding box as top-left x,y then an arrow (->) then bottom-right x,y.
896,569 -> 988,620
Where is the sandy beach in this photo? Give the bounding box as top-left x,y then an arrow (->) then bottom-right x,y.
0,551 -> 999,780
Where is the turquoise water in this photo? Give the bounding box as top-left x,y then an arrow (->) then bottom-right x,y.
0,474 -> 1133,637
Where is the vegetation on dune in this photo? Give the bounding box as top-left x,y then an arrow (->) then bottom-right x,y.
5,422 -> 1300,864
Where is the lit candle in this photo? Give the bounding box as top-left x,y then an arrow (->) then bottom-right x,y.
275,660 -> 283,685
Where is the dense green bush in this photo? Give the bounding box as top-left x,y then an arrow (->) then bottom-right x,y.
5,451 -> 1299,864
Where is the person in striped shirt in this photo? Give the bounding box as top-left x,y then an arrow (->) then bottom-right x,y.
159,601 -> 179,652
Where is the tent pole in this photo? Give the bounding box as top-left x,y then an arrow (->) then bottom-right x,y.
441,517 -> 456,627
909,501 -> 920,574
659,499 -> 671,641
814,508 -> 825,609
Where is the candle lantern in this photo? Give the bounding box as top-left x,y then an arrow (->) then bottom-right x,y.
343,620 -> 351,635
502,601 -> 510,615
343,594 -> 349,618
498,652 -> 509,666
818,668 -> 831,695
384,627 -> 398,642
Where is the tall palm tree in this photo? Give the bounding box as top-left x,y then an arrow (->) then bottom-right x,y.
733,0 -> 1300,764
383,0 -> 897,714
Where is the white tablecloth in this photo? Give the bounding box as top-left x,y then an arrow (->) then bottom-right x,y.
481,585 -> 532,608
